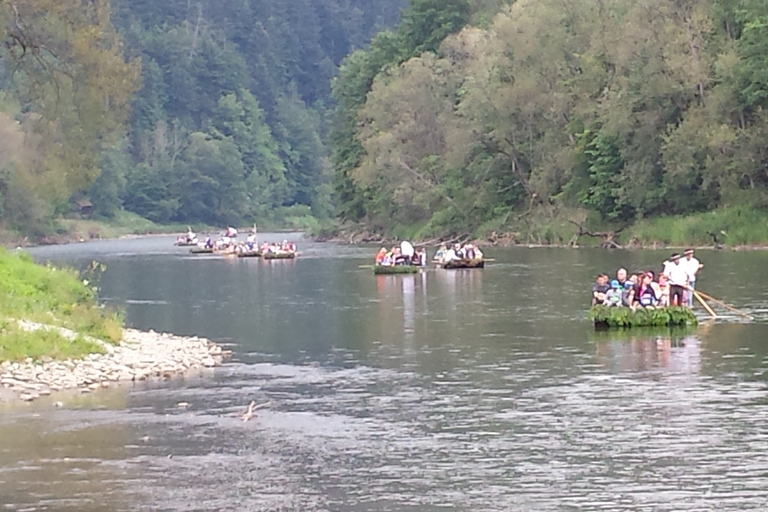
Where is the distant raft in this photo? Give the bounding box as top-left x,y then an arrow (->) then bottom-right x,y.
589,305 -> 698,329
373,265 -> 420,275
237,250 -> 262,258
189,247 -> 214,254
263,252 -> 296,260
439,258 -> 484,269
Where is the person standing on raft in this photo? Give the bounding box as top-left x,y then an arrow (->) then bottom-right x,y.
681,248 -> 703,307
663,253 -> 689,307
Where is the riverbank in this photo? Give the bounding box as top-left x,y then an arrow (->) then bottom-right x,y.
0,327 -> 228,403
315,205 -> 768,251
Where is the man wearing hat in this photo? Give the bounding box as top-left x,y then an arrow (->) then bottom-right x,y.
681,248 -> 703,307
663,253 -> 689,307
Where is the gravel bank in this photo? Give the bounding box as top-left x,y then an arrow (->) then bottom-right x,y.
0,328 -> 229,402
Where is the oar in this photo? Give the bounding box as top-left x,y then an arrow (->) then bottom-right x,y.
695,290 -> 753,320
693,291 -> 717,319
358,264 -> 374,269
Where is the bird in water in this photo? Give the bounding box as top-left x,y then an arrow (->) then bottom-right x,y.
242,401 -> 257,422
241,400 -> 273,422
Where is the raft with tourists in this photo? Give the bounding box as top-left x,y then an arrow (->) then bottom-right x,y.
589,250 -> 751,328
433,243 -> 485,269
371,241 -> 427,275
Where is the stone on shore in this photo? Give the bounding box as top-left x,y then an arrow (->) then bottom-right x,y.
0,329 -> 227,403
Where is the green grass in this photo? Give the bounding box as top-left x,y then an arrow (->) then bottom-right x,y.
627,205 -> 768,247
589,305 -> 698,328
0,320 -> 105,362
0,248 -> 123,361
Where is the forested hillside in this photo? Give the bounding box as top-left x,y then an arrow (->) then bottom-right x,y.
0,0 -> 404,237
332,0 -> 768,245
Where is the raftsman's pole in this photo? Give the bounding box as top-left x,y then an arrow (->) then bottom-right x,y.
693,291 -> 717,319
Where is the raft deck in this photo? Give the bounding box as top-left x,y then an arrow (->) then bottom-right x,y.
373,265 -> 420,275
439,259 -> 485,269
589,305 -> 698,329
264,252 -> 296,260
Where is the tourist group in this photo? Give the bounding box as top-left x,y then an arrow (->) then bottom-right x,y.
373,242 -> 484,268
592,249 -> 703,309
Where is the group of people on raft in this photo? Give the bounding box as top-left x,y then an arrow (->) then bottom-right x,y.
433,243 -> 483,265
374,241 -> 485,267
188,226 -> 296,256
592,249 -> 703,309
375,242 -> 429,267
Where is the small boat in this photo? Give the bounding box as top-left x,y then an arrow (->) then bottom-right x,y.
589,305 -> 698,329
237,250 -> 262,258
373,265 -> 420,275
263,252 -> 296,260
175,239 -> 199,247
189,247 -> 213,254
439,258 -> 485,269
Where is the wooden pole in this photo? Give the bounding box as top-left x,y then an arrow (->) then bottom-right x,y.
695,290 -> 753,319
693,291 -> 717,319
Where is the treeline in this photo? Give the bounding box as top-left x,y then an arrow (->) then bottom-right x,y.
0,0 -> 405,236
331,0 -> 768,242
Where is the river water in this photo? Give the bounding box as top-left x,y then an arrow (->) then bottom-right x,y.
2,235 -> 768,511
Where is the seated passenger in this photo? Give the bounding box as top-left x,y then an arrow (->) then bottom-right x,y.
411,251 -> 421,267
592,273 -> 610,305
418,248 -> 428,266
636,272 -> 659,308
375,248 -> 387,265
434,244 -> 447,261
622,281 -> 635,307
464,244 -> 476,260
657,276 -> 670,307
393,248 -> 407,266
454,243 -> 464,259
604,280 -> 623,307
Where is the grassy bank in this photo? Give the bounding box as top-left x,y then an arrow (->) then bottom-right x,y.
625,206 -> 768,248
0,249 -> 122,362
319,204 -> 768,249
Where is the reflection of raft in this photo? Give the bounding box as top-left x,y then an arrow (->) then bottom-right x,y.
374,265 -> 420,275
440,259 -> 485,269
264,252 -> 296,260
589,305 -> 698,329
189,247 -> 213,254
237,250 -> 262,258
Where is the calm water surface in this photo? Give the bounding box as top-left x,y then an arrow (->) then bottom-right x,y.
2,235 -> 768,511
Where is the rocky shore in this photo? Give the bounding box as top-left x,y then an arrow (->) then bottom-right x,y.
0,328 -> 229,402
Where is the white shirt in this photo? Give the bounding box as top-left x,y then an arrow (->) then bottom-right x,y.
444,249 -> 458,261
681,257 -> 700,281
664,261 -> 689,286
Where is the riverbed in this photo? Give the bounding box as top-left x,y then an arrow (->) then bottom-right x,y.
2,235 -> 768,511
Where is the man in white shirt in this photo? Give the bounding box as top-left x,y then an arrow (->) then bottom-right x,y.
681,248 -> 703,307
663,253 -> 689,307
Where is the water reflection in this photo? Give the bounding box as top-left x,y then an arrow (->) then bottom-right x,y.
593,329 -> 702,375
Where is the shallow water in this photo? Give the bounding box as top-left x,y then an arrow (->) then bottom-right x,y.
2,237 -> 768,511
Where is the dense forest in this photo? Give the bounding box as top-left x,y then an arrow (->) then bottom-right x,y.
2,0 -> 768,245
0,0 -> 405,236
331,0 -> 768,245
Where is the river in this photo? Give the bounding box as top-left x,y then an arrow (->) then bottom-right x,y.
2,235 -> 768,511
